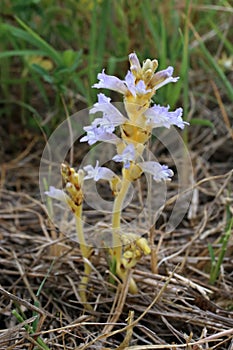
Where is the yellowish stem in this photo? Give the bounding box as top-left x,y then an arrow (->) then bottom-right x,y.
112,178 -> 130,243
75,204 -> 92,310
111,175 -> 138,293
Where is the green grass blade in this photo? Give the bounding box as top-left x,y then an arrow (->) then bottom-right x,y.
208,18 -> 233,55
190,22 -> 233,101
96,0 -> 110,69
13,17 -> 63,65
209,203 -> 233,285
190,118 -> 215,128
87,0 -> 98,104
0,49 -> 48,59
12,309 -> 50,349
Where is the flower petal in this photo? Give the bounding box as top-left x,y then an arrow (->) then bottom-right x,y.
45,186 -> 68,202
124,71 -> 137,96
80,124 -> 119,145
112,143 -> 136,169
151,66 -> 179,90
144,104 -> 188,129
90,93 -> 126,127
84,161 -> 116,181
129,52 -> 141,73
125,72 -> 151,96
92,69 -> 127,94
138,161 -> 174,182
135,79 -> 151,95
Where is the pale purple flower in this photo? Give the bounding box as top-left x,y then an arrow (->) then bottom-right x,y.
92,69 -> 127,94
80,124 -> 119,145
152,66 -> 179,90
45,186 -> 68,202
112,144 -> 136,169
125,71 -> 151,96
138,161 -> 174,182
144,104 -> 188,129
135,80 -> 151,95
90,93 -> 126,127
93,55 -> 180,98
93,70 -> 151,97
129,52 -> 141,72
84,161 -> 116,181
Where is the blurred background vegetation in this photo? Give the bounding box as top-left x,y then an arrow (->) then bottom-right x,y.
0,0 -> 232,135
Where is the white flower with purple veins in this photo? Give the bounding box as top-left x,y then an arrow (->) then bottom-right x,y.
93,54 -> 180,97
152,66 -> 179,90
138,161 -> 174,182
80,123 -> 119,145
93,70 -> 151,97
144,104 -> 188,129
112,144 -> 136,169
129,52 -> 143,74
124,71 -> 151,96
45,186 -> 68,202
90,93 -> 126,127
84,161 -> 116,182
92,69 -> 128,94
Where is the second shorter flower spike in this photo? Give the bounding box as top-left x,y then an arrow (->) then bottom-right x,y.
61,164 -> 84,207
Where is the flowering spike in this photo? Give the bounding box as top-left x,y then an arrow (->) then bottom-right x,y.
51,52 -> 190,301
61,164 -> 84,206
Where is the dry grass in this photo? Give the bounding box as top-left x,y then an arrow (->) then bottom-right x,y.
0,51 -> 233,350
0,118 -> 233,350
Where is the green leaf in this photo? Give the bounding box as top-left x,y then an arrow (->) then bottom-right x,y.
208,243 -> 215,263
62,49 -> 82,70
109,257 -> 117,285
190,28 -> 233,101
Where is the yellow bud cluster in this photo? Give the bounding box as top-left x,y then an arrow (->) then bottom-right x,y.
61,163 -> 84,207
121,59 -> 160,159
129,55 -> 158,84
124,56 -> 160,123
120,233 -> 151,270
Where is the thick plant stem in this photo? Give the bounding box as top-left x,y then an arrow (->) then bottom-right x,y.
111,176 -> 138,293
112,178 -> 130,262
112,177 -> 130,246
75,205 -> 92,310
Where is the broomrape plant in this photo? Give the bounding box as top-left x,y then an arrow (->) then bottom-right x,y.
45,53 -> 188,308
